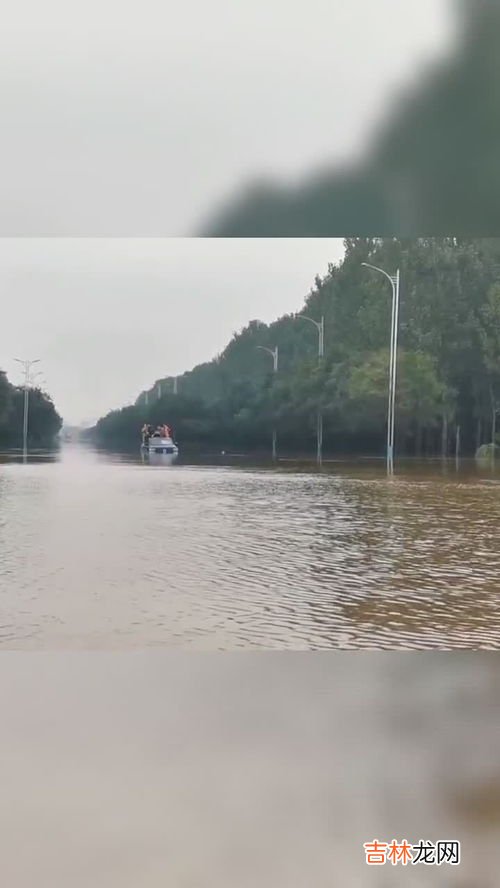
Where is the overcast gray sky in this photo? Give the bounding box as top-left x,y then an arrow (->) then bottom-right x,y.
0,0 -> 453,234
0,238 -> 344,425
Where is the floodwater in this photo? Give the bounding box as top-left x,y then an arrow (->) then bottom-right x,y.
1,444 -> 500,649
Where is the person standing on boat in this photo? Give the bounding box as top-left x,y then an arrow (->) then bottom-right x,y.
141,423 -> 150,445
162,423 -> 171,438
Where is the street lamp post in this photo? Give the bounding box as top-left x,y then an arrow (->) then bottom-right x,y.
294,314 -> 325,466
361,263 -> 400,474
14,358 -> 40,462
256,345 -> 278,461
156,378 -> 177,399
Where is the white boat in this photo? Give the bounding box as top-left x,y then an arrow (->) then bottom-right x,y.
141,436 -> 179,457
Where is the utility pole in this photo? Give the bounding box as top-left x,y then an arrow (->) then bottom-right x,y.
294,314 -> 324,466
361,264 -> 400,474
14,358 -> 40,462
256,345 -> 279,461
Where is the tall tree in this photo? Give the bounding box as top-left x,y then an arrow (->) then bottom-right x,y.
92,238 -> 500,459
477,283 -> 500,449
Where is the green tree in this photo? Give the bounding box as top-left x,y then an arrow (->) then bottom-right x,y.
0,370 -> 12,434
5,387 -> 62,447
347,349 -> 444,455
92,237 -> 500,459
477,283 -> 500,449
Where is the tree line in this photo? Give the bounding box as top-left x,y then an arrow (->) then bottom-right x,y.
0,373 -> 62,448
92,238 -> 500,458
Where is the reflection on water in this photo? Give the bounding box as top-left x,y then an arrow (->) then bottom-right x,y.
1,444 -> 500,649
0,652 -> 499,886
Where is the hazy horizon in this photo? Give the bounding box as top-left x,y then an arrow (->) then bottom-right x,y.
0,238 -> 344,425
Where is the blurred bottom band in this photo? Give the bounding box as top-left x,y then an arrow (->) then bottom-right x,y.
0,652 -> 497,887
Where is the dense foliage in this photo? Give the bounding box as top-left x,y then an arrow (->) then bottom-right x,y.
93,238 -> 500,458
0,373 -> 62,448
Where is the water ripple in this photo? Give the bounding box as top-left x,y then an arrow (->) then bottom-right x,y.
1,448 -> 500,648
